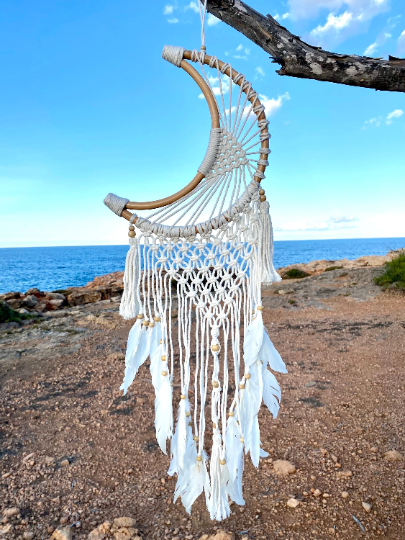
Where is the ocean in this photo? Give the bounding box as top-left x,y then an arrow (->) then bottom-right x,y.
0,237 -> 404,294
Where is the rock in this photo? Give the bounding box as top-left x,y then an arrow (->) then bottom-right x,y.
60,459 -> 70,467
383,450 -> 403,462
199,532 -> 234,540
6,298 -> 23,310
1,292 -> 21,301
18,308 -> 30,314
45,456 -> 55,465
48,299 -> 65,310
34,302 -> 47,312
23,295 -> 38,308
51,527 -> 72,540
46,293 -> 66,300
286,498 -> 300,508
23,532 -> 35,540
2,508 -> 19,517
362,502 -> 372,513
273,460 -> 296,475
337,469 -> 352,478
68,290 -> 102,306
88,523 -> 111,540
0,524 -> 13,534
313,489 -> 322,497
341,491 -> 349,499
26,288 -> 41,296
113,518 -> 137,529
305,381 -> 317,387
113,529 -> 131,540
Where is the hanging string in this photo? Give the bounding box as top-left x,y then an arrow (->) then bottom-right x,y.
198,0 -> 208,51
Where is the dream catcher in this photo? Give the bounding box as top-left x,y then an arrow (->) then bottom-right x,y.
104,1 -> 286,522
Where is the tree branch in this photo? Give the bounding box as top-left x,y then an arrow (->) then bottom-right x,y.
206,0 -> 405,93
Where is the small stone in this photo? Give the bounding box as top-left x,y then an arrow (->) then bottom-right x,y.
45,456 -> 55,465
313,489 -> 322,497
362,502 -> 372,513
305,381 -> 317,387
0,524 -> 13,535
341,491 -> 349,499
60,459 -> 70,467
23,532 -> 35,540
370,447 -> 378,453
1,472 -> 11,479
337,469 -> 352,478
286,498 -> 300,508
51,527 -> 72,540
2,508 -> 19,518
113,518 -> 137,529
383,450 -> 403,462
113,528 -> 132,540
60,516 -> 69,524
273,460 -> 296,476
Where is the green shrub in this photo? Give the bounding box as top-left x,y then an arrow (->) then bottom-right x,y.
324,265 -> 343,272
0,301 -> 37,324
288,299 -> 296,305
374,253 -> 405,289
282,268 -> 310,279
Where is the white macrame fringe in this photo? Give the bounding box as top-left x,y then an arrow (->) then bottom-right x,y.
259,200 -> 281,285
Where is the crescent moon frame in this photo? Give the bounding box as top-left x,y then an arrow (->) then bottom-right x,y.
119,49 -> 270,226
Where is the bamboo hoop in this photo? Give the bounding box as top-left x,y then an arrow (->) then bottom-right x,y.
120,50 -> 269,223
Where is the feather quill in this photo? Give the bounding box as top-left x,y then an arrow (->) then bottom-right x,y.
120,320 -> 152,395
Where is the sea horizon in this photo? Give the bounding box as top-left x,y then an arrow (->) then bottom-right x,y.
1,237 -> 404,294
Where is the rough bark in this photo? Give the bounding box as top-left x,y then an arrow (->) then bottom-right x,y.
206,0 -> 405,93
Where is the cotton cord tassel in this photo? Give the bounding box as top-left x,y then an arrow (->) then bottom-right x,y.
120,236 -> 142,319
180,455 -> 211,514
258,199 -> 281,285
174,421 -> 196,507
243,363 -> 262,467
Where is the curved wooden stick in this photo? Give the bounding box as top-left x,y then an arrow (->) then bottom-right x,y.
120,49 -> 269,223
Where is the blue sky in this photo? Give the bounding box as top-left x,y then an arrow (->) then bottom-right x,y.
0,0 -> 404,248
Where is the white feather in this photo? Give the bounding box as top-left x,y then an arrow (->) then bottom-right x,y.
154,372 -> 173,453
209,430 -> 231,521
262,367 -> 281,419
120,321 -> 152,394
225,416 -> 241,481
226,447 -> 245,506
242,312 -> 264,368
260,329 -> 287,373
250,414 -> 260,468
181,457 -> 211,514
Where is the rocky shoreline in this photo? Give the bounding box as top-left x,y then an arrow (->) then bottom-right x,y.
1,250 -> 402,322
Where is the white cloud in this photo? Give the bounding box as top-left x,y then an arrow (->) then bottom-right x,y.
281,12 -> 290,20
207,13 -> 220,26
236,44 -> 244,51
167,17 -> 179,24
300,0 -> 390,47
186,1 -> 199,13
259,92 -> 291,117
288,0 -> 390,21
362,117 -> 381,128
232,45 -> 250,60
255,66 -> 265,79
386,109 -> 404,125
275,215 -> 359,232
311,11 -> 353,38
397,30 -> 405,55
163,4 -> 174,15
364,41 -> 378,55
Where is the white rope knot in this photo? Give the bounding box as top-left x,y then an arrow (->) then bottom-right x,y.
162,45 -> 185,67
103,193 -> 129,216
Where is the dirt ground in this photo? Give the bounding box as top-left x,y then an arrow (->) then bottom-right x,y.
0,272 -> 404,540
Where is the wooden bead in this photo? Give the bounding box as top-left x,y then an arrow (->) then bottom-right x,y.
137,314 -> 144,319
196,455 -> 202,462
193,435 -> 199,442
228,411 -> 234,417
161,355 -> 167,361
211,344 -> 220,352
219,459 -> 226,465
129,225 -> 135,231
257,305 -> 263,311
259,189 -> 265,195
153,316 -> 161,322
159,339 -> 163,344
212,381 -> 219,388
161,371 -> 168,377
212,422 -> 217,429
239,383 -> 245,390
142,320 -> 149,326
181,394 -> 186,399
185,412 -> 191,417
128,230 -> 136,238
260,195 -> 266,202
149,322 -> 155,328
188,421 -> 193,426
240,437 -> 244,443
245,373 -> 251,379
